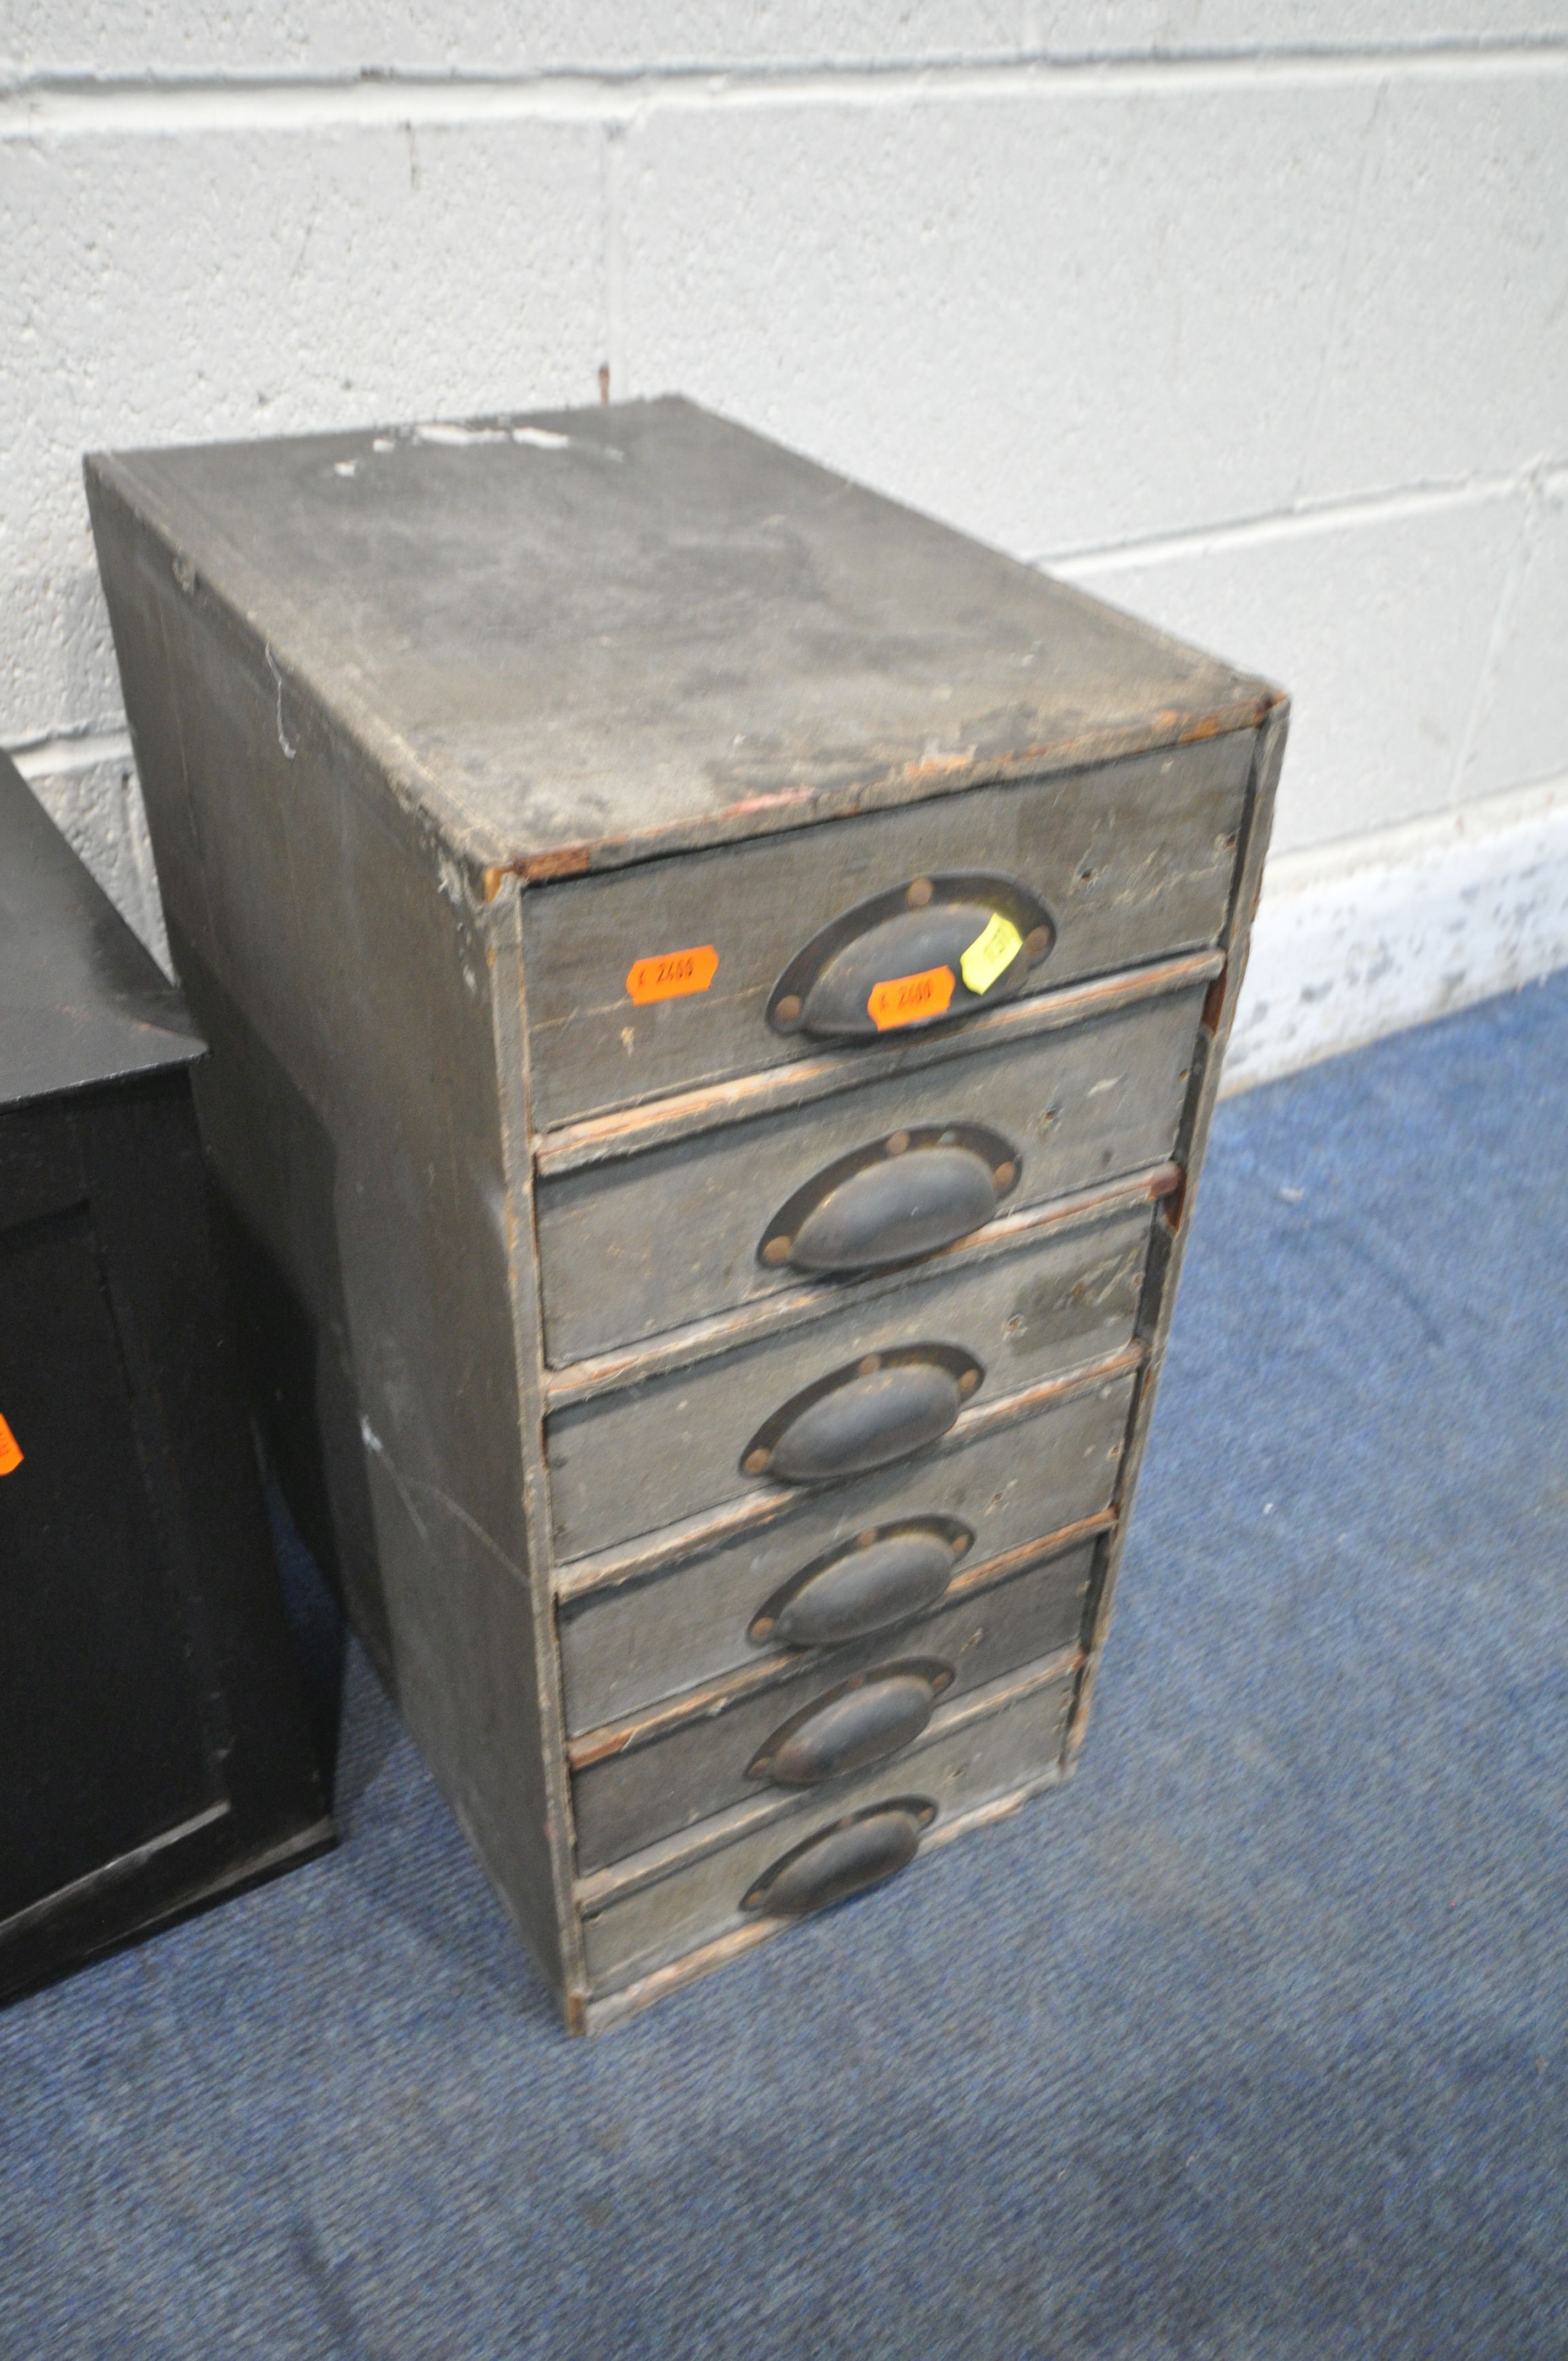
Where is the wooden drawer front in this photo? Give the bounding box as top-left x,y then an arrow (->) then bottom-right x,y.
547,1204 -> 1152,1560
537,982 -> 1202,1365
523,733 -> 1254,1128
579,1664 -> 1076,1992
571,1538 -> 1095,1872
558,1371 -> 1133,1731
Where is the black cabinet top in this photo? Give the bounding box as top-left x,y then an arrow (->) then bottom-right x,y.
86,398 -> 1278,882
0,750 -> 203,1110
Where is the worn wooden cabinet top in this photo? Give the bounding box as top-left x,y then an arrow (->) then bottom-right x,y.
87,397 -> 1275,879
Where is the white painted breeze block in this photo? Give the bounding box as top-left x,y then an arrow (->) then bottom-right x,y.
1056,488 -> 1529,858
0,120 -> 606,733
9,732 -> 168,965
1227,777 -> 1568,1091
6,5 -> 1566,79
1,10 -> 1565,1074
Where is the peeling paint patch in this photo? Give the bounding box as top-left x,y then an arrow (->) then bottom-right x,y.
416,422 -> 510,448
360,1413 -> 430,1542
723,786 -> 816,818
513,426 -> 623,460
436,850 -> 470,912
409,421 -> 624,461
264,643 -> 296,761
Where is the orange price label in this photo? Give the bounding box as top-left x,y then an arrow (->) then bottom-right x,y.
0,1414 -> 22,1477
867,965 -> 955,1032
625,944 -> 720,1007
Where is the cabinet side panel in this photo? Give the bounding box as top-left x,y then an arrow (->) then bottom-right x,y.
88,471 -> 569,2000
1068,704 -> 1287,1759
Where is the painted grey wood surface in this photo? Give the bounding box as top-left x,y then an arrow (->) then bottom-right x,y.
557,1375 -> 1133,1731
86,470 -> 580,2001
521,733 -> 1252,1126
89,400 -> 1269,880
571,1539 -> 1096,1870
1066,709 -> 1288,1790
546,1204 -> 1153,1558
580,1663 -> 1077,1991
535,950 -> 1221,1176
536,981 -> 1204,1363
86,399 -> 1282,2031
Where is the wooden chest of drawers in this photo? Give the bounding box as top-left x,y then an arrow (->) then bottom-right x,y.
87,398 -> 1285,2031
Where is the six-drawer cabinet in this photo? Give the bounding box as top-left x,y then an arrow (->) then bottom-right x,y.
88,396 -> 1285,2030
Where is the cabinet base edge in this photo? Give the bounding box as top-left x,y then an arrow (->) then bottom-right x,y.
0,1814 -> 339,2011
575,1759 -> 1070,2036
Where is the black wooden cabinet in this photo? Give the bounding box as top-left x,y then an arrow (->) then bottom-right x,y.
0,752 -> 334,2003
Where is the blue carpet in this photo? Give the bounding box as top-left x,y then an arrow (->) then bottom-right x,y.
5,973 -> 1568,2361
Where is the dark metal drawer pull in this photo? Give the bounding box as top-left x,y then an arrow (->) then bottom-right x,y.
750,1517 -> 973,1648
741,1345 -> 982,1486
766,872 -> 1054,1042
748,1660 -> 954,1786
759,1124 -> 1019,1275
742,1799 -> 938,1917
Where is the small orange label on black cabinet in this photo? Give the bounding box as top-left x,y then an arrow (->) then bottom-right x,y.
867,966 -> 955,1031
0,1414 -> 22,1475
625,945 -> 720,1006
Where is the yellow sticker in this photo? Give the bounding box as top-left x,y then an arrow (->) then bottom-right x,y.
867,966 -> 955,1031
0,1414 -> 22,1477
625,945 -> 719,1005
960,911 -> 1023,996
